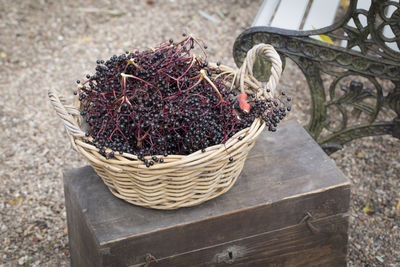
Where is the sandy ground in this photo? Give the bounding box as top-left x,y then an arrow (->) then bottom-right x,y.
0,0 -> 399,266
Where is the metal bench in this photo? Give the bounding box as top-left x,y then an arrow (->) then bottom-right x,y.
234,0 -> 400,154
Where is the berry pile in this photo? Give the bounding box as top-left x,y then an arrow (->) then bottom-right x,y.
75,36 -> 291,163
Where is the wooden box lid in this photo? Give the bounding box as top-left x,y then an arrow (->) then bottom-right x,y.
64,120 -> 350,266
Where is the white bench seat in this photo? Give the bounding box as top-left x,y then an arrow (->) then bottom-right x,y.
252,0 -> 400,52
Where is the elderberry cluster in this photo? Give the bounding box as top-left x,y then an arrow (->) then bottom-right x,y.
76,36 -> 291,163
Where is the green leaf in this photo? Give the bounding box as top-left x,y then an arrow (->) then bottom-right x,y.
108,10 -> 126,17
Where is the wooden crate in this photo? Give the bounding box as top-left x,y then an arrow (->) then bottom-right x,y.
64,120 -> 350,267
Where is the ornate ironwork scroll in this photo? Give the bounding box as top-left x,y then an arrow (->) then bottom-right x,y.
233,0 -> 400,154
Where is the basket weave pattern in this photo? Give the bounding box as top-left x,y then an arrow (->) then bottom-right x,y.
49,44 -> 282,210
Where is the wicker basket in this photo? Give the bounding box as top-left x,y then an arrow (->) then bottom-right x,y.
49,44 -> 282,210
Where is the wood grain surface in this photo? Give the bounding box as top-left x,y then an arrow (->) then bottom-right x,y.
130,213 -> 349,267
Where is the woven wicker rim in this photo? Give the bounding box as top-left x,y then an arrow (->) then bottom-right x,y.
49,43 -> 282,209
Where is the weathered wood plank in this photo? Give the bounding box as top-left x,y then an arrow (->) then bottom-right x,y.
64,179 -> 102,267
270,0 -> 309,30
100,185 -> 349,266
303,0 -> 340,31
252,0 -> 281,27
129,213 -> 348,267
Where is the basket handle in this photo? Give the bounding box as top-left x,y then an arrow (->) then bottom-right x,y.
236,44 -> 282,98
48,88 -> 85,138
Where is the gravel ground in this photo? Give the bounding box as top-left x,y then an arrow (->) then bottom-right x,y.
0,1 -> 399,266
